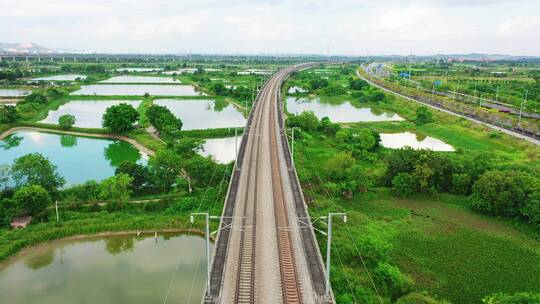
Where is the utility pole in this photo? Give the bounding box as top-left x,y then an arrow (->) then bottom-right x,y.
235,127 -> 238,161
495,86 -> 499,103
190,213 -> 213,296
320,213 -> 347,297
55,201 -> 59,222
519,90 -> 529,125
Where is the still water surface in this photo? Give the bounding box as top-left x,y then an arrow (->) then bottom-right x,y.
380,132 -> 454,151
200,136 -> 242,163
0,233 -> 209,304
40,100 -> 141,128
0,89 -> 31,97
0,131 -> 147,186
30,74 -> 87,81
286,97 -> 404,122
100,76 -> 180,83
154,99 -> 246,130
71,84 -> 201,96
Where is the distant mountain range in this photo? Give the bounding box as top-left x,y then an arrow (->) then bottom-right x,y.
0,42 -> 54,54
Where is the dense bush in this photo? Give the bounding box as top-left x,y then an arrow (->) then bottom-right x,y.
349,78 -> 369,90
373,262 -> 413,300
287,111 -> 319,131
115,161 -> 148,193
102,103 -> 139,132
146,104 -> 182,137
22,92 -> 47,105
471,169 -> 540,224
482,292 -> 540,304
396,292 -> 448,304
392,173 -> 417,197
13,185 -> 51,217
0,105 -> 17,123
415,106 -> 434,125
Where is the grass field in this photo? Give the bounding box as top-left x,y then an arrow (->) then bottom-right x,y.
287,68 -> 540,303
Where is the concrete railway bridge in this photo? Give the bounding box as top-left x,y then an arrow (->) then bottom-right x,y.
202,63 -> 335,304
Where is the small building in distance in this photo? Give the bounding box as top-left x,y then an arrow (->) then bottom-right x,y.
11,216 -> 32,229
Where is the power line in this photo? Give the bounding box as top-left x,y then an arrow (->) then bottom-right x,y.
162,161 -> 223,304
300,144 -> 384,303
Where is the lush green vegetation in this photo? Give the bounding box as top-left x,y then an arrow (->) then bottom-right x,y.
285,64 -> 540,303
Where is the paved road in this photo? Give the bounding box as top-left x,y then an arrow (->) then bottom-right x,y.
357,69 -> 540,146
206,64 -> 329,303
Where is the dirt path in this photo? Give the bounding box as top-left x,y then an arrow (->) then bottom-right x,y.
0,126 -> 155,156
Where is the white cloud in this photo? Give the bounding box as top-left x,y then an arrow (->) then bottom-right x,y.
0,0 -> 539,55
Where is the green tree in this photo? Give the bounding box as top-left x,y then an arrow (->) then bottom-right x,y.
11,153 -> 65,194
115,161 -> 147,192
23,92 -> 47,104
288,111 -> 319,131
102,103 -> 139,132
349,79 -> 368,90
212,82 -> 228,95
0,105 -> 18,123
58,114 -> 76,130
99,173 -> 133,204
392,173 -> 416,197
13,185 -> 52,216
471,170 -> 536,217
451,173 -> 471,194
146,104 -> 182,137
147,149 -> 183,193
415,106 -> 434,125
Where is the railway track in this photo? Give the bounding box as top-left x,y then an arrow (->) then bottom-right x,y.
233,76 -> 267,303
208,64 -> 330,304
268,72 -> 303,303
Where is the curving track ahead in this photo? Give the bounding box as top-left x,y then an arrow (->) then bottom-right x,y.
205,64 -> 331,304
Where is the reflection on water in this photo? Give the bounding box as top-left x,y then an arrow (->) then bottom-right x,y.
0,131 -> 147,186
286,97 -> 404,122
59,135 -> 77,148
40,100 -> 141,128
0,233 -> 210,304
154,99 -> 246,130
200,136 -> 242,163
380,132 -> 454,151
71,84 -> 202,96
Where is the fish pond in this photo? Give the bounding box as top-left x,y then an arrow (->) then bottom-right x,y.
29,74 -> 87,81
200,136 -> 242,163
71,84 -> 202,96
0,232 -> 210,304
40,100 -> 141,128
0,89 -> 31,97
380,132 -> 454,151
286,97 -> 404,122
100,76 -> 180,84
0,131 -> 147,186
153,99 -> 246,130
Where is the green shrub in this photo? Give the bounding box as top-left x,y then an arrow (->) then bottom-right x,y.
396,292 -> 448,304
415,106 -> 434,125
13,185 -> 51,217
482,292 -> 540,304
374,262 -> 413,300
471,170 -> 536,217
392,173 -> 416,197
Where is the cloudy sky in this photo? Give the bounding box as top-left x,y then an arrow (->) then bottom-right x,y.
1,0 -> 539,55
